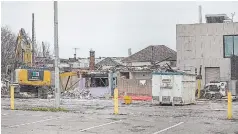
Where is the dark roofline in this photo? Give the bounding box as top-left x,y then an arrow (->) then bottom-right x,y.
122,45 -> 176,63
122,45 -> 153,62
95,57 -> 121,67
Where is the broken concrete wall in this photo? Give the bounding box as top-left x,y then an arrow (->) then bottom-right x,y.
79,78 -> 86,90
117,78 -> 152,96
87,87 -> 111,98
78,78 -> 110,98
60,75 -> 80,92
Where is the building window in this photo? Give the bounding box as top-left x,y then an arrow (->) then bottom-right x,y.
224,35 -> 238,58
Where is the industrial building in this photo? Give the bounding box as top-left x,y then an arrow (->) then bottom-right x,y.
176,14 -> 238,95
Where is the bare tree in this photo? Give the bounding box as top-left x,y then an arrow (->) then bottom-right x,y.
1,26 -> 16,74
1,26 -> 53,71
42,41 -> 52,58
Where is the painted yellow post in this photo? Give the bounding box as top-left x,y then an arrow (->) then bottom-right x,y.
197,79 -> 201,98
227,92 -> 232,119
114,88 -> 119,115
10,85 -> 14,110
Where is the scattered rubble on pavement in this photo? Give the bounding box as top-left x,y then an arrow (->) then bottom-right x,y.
61,88 -> 92,99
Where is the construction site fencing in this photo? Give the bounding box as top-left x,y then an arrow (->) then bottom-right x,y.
117,78 -> 152,97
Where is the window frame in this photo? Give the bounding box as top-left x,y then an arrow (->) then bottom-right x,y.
234,35 -> 238,56
223,34 -> 238,58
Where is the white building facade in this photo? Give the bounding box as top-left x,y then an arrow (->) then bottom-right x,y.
176,22 -> 238,90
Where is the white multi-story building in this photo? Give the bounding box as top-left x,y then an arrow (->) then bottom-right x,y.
176,14 -> 238,95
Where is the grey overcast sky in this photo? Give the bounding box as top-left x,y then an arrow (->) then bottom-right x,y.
1,1 -> 238,59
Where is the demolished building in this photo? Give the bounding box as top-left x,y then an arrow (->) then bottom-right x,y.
116,45 -> 177,98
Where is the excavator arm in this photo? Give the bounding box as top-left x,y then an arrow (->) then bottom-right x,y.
14,28 -> 33,68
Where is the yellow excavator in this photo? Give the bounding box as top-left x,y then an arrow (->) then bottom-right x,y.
11,28 -> 83,98
11,28 -> 51,98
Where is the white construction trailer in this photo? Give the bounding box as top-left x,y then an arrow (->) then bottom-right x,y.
152,71 -> 196,106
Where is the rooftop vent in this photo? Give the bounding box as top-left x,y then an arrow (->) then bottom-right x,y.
205,14 -> 231,23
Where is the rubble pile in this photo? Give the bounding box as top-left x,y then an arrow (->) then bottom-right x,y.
61,88 -> 92,99
1,81 -> 9,97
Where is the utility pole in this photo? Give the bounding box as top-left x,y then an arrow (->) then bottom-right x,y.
42,42 -> 46,57
54,1 -> 60,108
73,48 -> 79,59
198,5 -> 202,23
32,13 -> 35,66
231,12 -> 235,22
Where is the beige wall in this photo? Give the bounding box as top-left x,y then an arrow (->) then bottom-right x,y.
176,22 -> 238,87
117,78 -> 152,96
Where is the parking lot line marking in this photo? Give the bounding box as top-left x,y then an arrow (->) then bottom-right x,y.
2,113 -> 8,116
79,120 -> 122,132
152,122 -> 184,134
8,116 -> 62,128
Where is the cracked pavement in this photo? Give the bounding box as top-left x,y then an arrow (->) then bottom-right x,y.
1,98 -> 238,134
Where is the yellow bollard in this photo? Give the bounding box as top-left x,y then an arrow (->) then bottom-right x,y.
227,92 -> 232,119
114,88 -> 119,115
10,85 -> 14,110
197,79 -> 201,99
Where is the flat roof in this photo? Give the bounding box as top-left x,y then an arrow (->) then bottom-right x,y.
152,71 -> 196,76
205,14 -> 229,18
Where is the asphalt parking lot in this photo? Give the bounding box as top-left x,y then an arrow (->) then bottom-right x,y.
1,98 -> 238,134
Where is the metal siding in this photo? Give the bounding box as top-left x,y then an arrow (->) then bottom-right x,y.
205,67 -> 220,84
159,75 -> 174,102
152,74 -> 196,105
182,75 -> 196,104
174,75 -> 182,98
152,75 -> 160,97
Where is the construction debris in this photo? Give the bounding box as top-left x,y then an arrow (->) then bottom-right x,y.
1,80 -> 9,97
61,88 -> 92,99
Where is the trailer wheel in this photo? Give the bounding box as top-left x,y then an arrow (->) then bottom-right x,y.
205,93 -> 212,100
